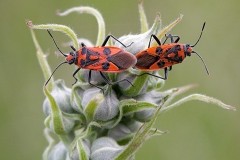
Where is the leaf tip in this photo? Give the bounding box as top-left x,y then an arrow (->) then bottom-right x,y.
55,9 -> 61,16
138,0 -> 144,5
179,14 -> 184,19
225,105 -> 236,111
26,20 -> 33,28
155,12 -> 161,22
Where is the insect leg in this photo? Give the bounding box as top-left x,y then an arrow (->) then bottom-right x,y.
173,36 -> 180,43
112,78 -> 134,87
72,68 -> 81,85
164,67 -> 169,79
88,70 -> 104,91
70,45 -> 76,51
162,34 -> 180,44
99,72 -> 134,87
101,35 -> 133,48
81,42 -> 86,47
99,71 -> 112,85
148,34 -> 161,48
138,68 -> 168,80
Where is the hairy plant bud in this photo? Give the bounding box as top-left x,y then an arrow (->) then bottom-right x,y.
81,88 -> 119,122
43,80 -> 74,116
91,137 -> 124,160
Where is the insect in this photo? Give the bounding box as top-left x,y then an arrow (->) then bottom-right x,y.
135,22 -> 209,79
46,31 -> 137,90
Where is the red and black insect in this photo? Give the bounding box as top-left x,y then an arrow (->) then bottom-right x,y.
46,31 -> 137,90
135,22 -> 209,79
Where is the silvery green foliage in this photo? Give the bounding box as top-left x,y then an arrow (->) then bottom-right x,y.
43,80 -> 74,116
29,3 -> 235,160
91,137 -> 124,160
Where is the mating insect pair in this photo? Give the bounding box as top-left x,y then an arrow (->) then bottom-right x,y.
46,22 -> 208,91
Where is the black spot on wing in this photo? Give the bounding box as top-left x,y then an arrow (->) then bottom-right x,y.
175,56 -> 183,63
87,49 -> 99,56
102,62 -> 110,70
164,45 -> 183,63
82,48 -> 100,66
103,48 -> 111,55
157,61 -> 165,68
156,47 -> 163,55
80,58 -> 99,67
166,45 -> 181,55
165,54 -> 183,63
81,47 -> 87,55
80,59 -> 86,66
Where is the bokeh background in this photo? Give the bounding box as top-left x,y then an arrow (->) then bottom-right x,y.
0,0 -> 239,159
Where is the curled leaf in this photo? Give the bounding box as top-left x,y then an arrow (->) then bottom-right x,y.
27,20 -> 79,49
138,1 -> 149,33
43,80 -> 74,116
29,29 -> 53,91
71,139 -> 90,160
57,6 -> 105,46
152,14 -> 183,46
163,93 -> 236,112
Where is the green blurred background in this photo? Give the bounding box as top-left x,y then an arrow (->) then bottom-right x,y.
0,0 -> 239,159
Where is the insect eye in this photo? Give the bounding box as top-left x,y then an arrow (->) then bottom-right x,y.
68,58 -> 75,64
66,52 -> 76,64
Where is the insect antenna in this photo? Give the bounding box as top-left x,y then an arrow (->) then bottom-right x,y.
70,45 -> 76,51
192,51 -> 210,75
47,30 -> 67,57
191,22 -> 206,47
45,61 -> 68,86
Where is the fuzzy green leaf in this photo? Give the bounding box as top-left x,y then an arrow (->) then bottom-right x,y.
146,128 -> 167,139
71,85 -> 84,113
43,87 -> 65,134
115,105 -> 162,160
152,14 -> 183,46
115,85 -> 193,159
84,93 -> 104,122
138,1 -> 149,33
27,21 -> 79,49
29,29 -> 53,91
77,139 -> 89,160
120,74 -> 149,97
122,100 -> 157,116
42,128 -> 57,160
162,93 -> 236,112
43,87 -> 73,146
